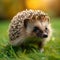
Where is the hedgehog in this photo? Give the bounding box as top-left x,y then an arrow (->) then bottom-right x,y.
8,9 -> 52,51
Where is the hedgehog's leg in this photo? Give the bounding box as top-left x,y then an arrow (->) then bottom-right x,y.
38,42 -> 44,53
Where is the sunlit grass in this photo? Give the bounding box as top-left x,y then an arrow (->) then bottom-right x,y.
0,18 -> 60,60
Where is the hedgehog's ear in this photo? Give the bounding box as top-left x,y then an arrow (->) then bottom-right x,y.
24,19 -> 29,28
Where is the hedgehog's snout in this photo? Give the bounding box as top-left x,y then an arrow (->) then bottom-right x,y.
42,33 -> 48,38
33,26 -> 48,38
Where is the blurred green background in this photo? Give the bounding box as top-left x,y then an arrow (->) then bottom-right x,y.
0,0 -> 60,60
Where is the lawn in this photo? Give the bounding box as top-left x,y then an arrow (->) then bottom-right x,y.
0,18 -> 60,60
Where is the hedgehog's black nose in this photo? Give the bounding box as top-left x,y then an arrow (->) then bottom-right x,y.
43,33 -> 48,38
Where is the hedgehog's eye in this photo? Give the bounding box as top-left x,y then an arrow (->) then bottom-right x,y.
45,27 -> 48,30
33,27 -> 39,32
33,27 -> 43,34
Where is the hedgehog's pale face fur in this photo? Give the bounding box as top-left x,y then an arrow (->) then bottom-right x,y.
9,10 -> 52,48
24,15 -> 52,42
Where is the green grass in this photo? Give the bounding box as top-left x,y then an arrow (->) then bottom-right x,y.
0,18 -> 60,60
